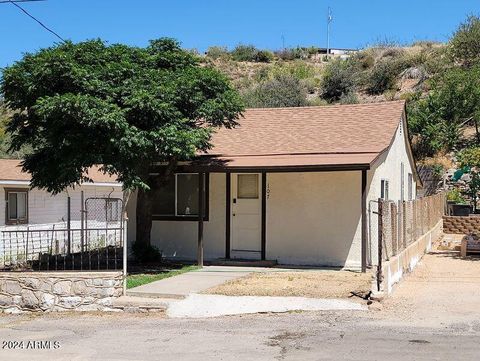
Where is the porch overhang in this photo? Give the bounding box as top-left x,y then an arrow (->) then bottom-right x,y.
161,152 -> 376,173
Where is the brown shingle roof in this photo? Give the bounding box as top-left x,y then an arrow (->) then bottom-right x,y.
203,100 -> 406,168
0,159 -> 118,184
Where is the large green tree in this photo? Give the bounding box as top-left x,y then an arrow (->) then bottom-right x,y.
408,65 -> 480,157
1,38 -> 244,246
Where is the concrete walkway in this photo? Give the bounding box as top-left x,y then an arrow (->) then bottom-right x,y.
167,294 -> 367,318
127,266 -> 259,298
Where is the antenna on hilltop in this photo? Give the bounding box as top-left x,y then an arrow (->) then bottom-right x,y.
327,7 -> 333,56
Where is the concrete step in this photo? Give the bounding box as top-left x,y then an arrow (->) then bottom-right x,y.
113,296 -> 173,312
126,290 -> 186,299
208,259 -> 278,267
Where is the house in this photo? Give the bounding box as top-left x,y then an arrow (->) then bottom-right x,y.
127,100 -> 420,271
0,159 -> 122,228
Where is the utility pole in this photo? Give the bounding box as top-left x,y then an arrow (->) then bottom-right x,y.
326,7 -> 333,56
281,35 -> 285,50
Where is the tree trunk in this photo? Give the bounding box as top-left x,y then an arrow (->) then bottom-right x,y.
136,187 -> 154,246
135,160 -> 177,247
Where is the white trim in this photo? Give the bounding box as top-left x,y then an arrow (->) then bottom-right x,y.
0,180 -> 121,187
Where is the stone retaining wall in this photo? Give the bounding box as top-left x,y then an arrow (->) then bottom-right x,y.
0,272 -> 123,313
443,216 -> 480,234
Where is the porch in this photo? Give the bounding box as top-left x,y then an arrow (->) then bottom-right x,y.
127,166 -> 371,272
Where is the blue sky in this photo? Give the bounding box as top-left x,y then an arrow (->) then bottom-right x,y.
1,0 -> 479,68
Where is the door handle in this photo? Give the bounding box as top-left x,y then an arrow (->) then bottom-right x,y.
233,213 -> 236,216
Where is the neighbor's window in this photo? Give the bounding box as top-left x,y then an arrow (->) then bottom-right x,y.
380,179 -> 389,200
106,199 -> 121,222
408,173 -> 413,200
6,189 -> 28,224
152,173 -> 208,220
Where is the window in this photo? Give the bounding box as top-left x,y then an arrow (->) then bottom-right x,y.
152,173 -> 208,220
237,174 -> 259,199
408,173 -> 413,200
106,199 -> 121,222
400,162 -> 405,201
380,179 -> 389,200
5,189 -> 28,224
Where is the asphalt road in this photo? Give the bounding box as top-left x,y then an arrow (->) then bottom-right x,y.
0,251 -> 479,360
0,310 -> 478,361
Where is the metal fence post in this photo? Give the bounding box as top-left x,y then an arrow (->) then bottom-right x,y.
80,191 -> 85,253
67,196 -> 71,255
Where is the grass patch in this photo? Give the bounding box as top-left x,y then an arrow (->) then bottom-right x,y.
126,265 -> 200,289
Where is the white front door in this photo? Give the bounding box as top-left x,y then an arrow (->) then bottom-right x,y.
231,173 -> 262,259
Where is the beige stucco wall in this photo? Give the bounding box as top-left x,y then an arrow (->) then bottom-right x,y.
266,171 -> 362,268
366,116 -> 418,266
127,173 -> 226,260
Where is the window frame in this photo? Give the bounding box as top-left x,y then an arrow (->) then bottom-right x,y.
106,198 -> 121,223
408,172 -> 413,200
380,179 -> 389,200
400,162 -> 405,202
152,173 -> 209,222
5,188 -> 29,225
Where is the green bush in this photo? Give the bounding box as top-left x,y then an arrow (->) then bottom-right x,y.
231,45 -> 259,61
321,59 -> 355,101
447,188 -> 467,204
339,92 -> 358,104
275,47 -> 309,61
366,59 -> 400,94
450,15 -> 480,66
131,241 -> 162,263
350,50 -> 375,70
255,50 -> 274,63
231,45 -> 273,63
242,74 -> 308,108
206,46 -> 230,60
302,77 -> 320,94
269,61 -> 316,80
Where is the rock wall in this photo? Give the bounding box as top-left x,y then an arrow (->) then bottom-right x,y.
443,216 -> 480,234
0,272 -> 123,313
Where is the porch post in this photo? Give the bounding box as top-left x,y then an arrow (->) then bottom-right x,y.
197,172 -> 205,267
261,172 -> 267,261
225,173 -> 231,259
361,169 -> 368,272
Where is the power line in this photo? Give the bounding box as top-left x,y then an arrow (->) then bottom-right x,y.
0,0 -> 45,3
6,0 -> 65,42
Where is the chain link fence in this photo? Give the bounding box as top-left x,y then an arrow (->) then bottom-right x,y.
378,193 -> 445,262
0,196 -> 125,271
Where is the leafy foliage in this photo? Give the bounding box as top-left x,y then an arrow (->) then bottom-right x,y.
408,65 -> 480,157
242,74 -> 308,108
231,45 -> 273,63
450,15 -> 480,67
321,59 -> 355,102
457,147 -> 480,211
366,59 -> 401,94
446,188 -> 467,204
1,38 -> 244,193
206,46 -> 230,60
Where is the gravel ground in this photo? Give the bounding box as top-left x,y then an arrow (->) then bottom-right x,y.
373,250 -> 480,327
204,270 -> 373,299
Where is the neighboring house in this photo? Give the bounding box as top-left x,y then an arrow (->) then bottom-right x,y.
127,100 -> 420,270
0,159 -> 122,228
